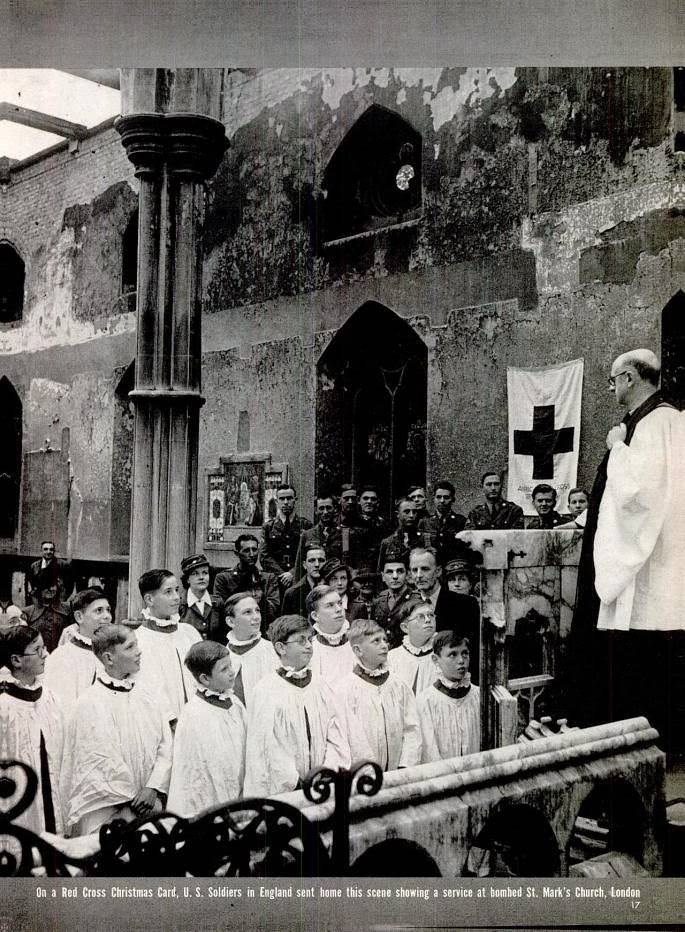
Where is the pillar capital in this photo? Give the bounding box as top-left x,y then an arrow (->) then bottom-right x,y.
115,111 -> 227,179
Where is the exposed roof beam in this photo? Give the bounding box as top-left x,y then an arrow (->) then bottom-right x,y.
61,69 -> 121,91
0,102 -> 88,140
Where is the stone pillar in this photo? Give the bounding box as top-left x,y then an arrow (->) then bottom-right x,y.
115,70 -> 227,612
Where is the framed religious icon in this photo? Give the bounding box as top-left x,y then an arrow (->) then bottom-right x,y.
204,454 -> 288,543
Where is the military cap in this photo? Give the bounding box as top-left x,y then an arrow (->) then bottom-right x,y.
180,553 -> 210,576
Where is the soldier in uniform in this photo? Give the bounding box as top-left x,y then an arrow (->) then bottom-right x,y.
178,553 -> 226,642
259,484 -> 313,592
357,486 -> 387,567
376,498 -> 426,573
418,480 -> 466,566
22,578 -> 72,653
465,471 -> 524,530
213,534 -> 281,631
372,548 -> 414,647
526,484 -> 565,529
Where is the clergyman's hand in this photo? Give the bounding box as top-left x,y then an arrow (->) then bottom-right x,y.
606,423 -> 627,449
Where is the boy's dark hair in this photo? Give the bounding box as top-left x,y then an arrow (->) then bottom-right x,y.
138,569 -> 174,600
568,487 -> 589,499
71,587 -> 108,617
2,625 -> 41,670
434,480 -> 456,498
358,485 -> 379,496
92,623 -> 131,661
532,483 -> 556,501
432,630 -> 471,656
481,470 -> 501,485
348,617 -> 384,646
268,614 -> 310,645
276,483 -> 297,496
184,640 -> 230,681
224,591 -> 258,618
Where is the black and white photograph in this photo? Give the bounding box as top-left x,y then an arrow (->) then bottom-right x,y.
0,1 -> 683,929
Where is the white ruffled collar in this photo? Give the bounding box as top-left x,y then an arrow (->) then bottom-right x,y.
356,660 -> 388,678
312,619 -> 349,645
438,672 -> 471,690
142,608 -> 180,628
402,634 -> 434,656
0,669 -> 42,690
197,685 -> 233,700
98,670 -> 135,690
227,631 -> 261,647
73,631 -> 92,647
279,665 -> 311,680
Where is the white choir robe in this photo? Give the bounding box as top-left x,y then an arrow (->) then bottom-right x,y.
0,676 -> 65,834
244,670 -> 350,797
335,669 -> 422,771
310,634 -> 355,686
227,637 -> 278,708
135,623 -> 201,725
43,637 -> 102,715
167,692 -> 247,818
595,405 -> 685,631
61,677 -> 172,835
416,680 -> 481,763
388,641 -> 435,695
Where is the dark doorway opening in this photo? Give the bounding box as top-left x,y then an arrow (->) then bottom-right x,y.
317,302 -> 427,520
662,290 -> 685,410
0,377 -> 22,539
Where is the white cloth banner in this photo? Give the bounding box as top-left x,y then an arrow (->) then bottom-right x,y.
507,359 -> 584,515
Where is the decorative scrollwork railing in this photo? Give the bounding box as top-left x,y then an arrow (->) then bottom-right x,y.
0,758 -> 383,877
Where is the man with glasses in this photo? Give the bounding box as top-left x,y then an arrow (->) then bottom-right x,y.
571,349 -> 685,758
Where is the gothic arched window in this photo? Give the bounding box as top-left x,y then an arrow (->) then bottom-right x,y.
323,105 -> 422,243
0,243 -> 25,324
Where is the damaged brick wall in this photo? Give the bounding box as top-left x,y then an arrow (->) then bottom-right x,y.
0,129 -> 138,560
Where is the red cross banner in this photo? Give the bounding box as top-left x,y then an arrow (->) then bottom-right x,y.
507,358 -> 584,515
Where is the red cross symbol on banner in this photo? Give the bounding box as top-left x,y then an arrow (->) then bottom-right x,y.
513,405 -> 574,479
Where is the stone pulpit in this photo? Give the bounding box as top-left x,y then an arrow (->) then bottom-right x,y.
458,528 -> 584,750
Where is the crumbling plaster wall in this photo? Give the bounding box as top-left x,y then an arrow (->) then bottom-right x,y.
0,129 -> 138,558
201,67 -> 678,514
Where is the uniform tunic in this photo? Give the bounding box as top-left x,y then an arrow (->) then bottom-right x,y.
135,613 -> 201,726
335,666 -> 422,771
244,669 -> 350,797
61,674 -> 172,834
416,678 -> 481,763
464,500 -> 524,530
167,690 -> 247,818
0,673 -> 64,834
388,638 -> 435,695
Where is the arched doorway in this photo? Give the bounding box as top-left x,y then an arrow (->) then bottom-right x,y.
661,290 -> 685,409
317,303 -> 427,519
0,377 -> 22,539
